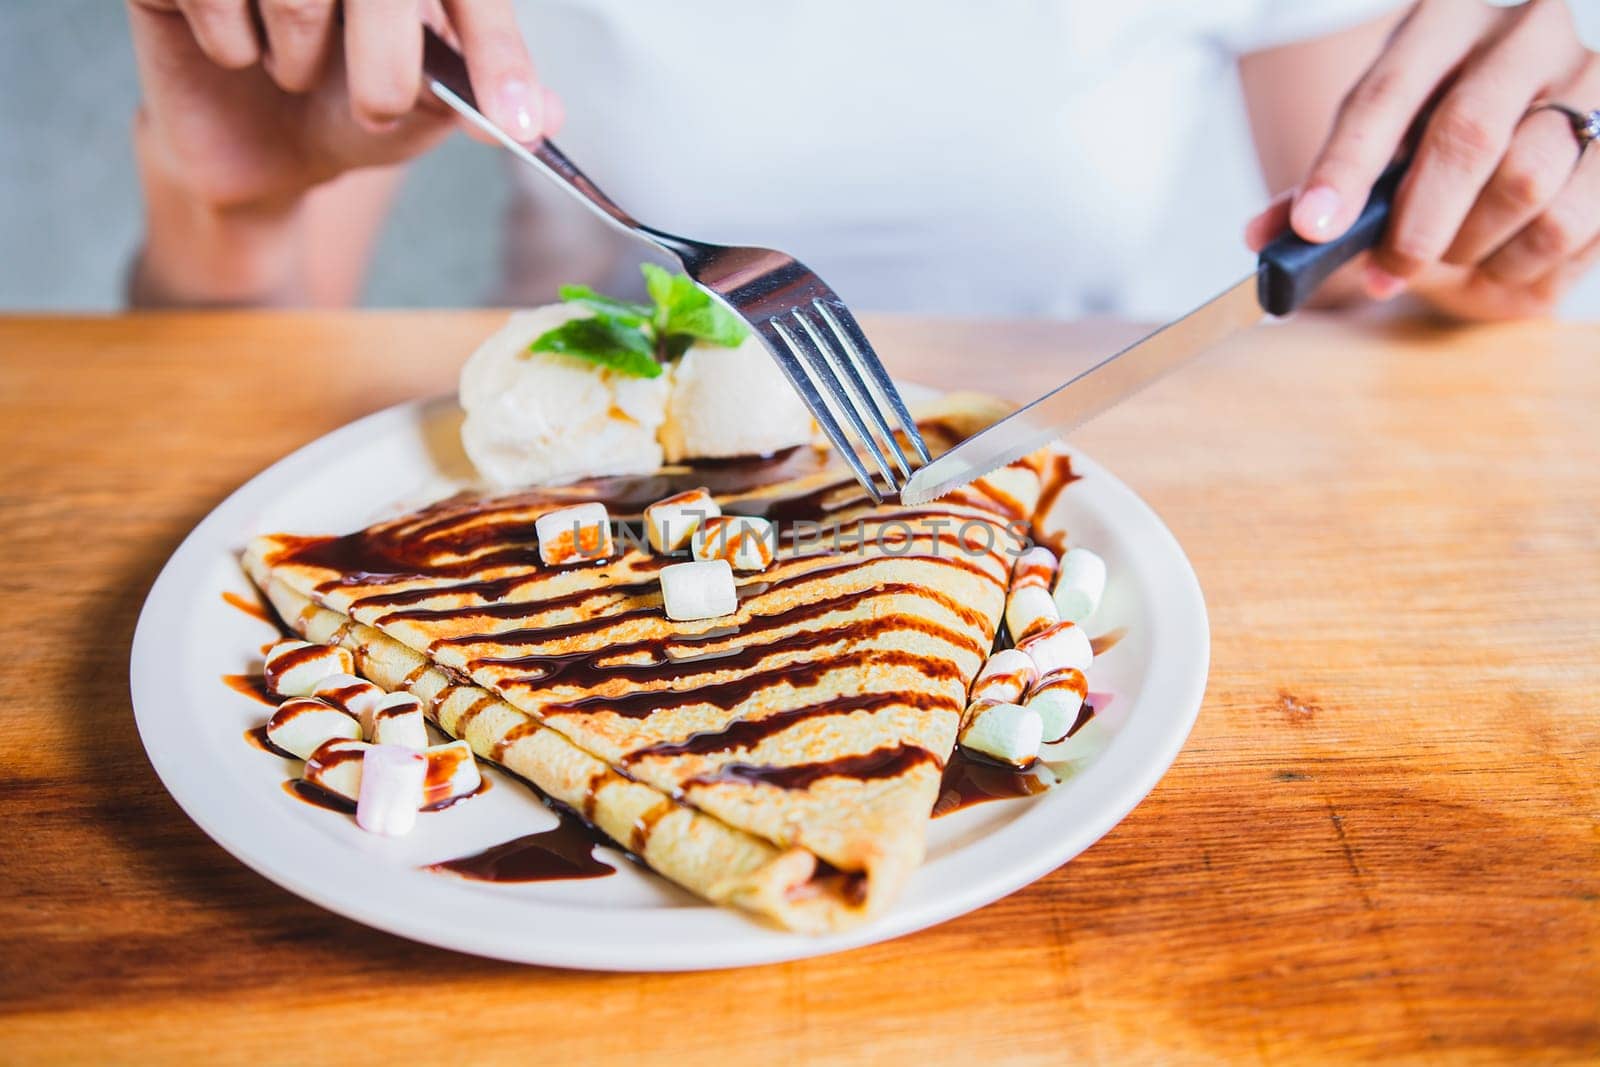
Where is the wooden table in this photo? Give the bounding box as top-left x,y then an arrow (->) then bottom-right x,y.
1,312 -> 1595,1064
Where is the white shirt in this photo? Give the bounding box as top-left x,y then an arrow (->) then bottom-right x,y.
503,1 -> 1398,318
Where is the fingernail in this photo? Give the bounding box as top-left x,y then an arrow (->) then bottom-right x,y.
494,80 -> 541,140
1292,186 -> 1342,239
1363,265 -> 1406,301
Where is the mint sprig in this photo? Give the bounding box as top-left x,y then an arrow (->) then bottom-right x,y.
528,265 -> 749,377
529,315 -> 662,378
640,263 -> 748,348
555,284 -> 651,327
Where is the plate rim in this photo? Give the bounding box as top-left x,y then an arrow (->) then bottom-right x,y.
130,395 -> 1209,971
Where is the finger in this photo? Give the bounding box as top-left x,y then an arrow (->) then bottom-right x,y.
1446,54 -> 1600,266
258,0 -> 337,92
419,0 -> 457,47
1244,190 -> 1292,252
1480,147 -> 1600,285
175,0 -> 260,69
442,0 -> 545,140
1442,109 -> 1582,266
1291,2 -> 1495,243
344,0 -> 424,129
1377,1 -> 1588,279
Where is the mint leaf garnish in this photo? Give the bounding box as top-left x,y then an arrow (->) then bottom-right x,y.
530,266 -> 749,378
530,317 -> 663,378
641,263 -> 747,347
556,284 -> 651,327
665,301 -> 748,347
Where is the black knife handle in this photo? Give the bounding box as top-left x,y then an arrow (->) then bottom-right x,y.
1256,160 -> 1407,316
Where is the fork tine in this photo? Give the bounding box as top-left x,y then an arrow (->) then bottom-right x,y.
788,309 -> 902,487
770,314 -> 892,493
803,300 -> 910,481
814,299 -> 932,465
758,321 -> 883,503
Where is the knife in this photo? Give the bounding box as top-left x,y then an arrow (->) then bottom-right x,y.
899,162 -> 1408,505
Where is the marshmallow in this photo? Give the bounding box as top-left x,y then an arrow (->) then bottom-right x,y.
958,700 -> 1043,768
969,648 -> 1039,705
265,697 -> 361,759
1043,703 -> 1110,763
1052,547 -> 1107,624
1016,620 -> 1094,678
263,640 -> 355,698
302,738 -> 371,801
1026,669 -> 1087,744
644,488 -> 721,554
368,691 -> 429,750
1005,584 -> 1059,642
356,745 -> 428,836
659,559 -> 739,621
1011,546 -> 1057,590
310,673 -> 385,723
535,502 -> 613,566
422,739 -> 482,808
692,515 -> 776,572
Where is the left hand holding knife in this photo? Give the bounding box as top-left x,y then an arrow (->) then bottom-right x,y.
1247,0 -> 1598,321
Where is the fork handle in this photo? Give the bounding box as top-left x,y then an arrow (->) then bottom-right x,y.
420,28 -> 698,260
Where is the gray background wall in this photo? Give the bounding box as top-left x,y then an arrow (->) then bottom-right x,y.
4,1 -> 1598,317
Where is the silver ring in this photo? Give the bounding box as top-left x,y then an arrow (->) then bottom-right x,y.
1529,102 -> 1600,154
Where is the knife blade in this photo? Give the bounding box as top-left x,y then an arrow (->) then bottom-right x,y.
900,162 -> 1408,506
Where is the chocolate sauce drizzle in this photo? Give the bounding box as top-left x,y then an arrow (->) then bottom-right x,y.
260,422 -> 1090,820
224,673 -> 275,706
688,743 -> 937,792
221,590 -> 281,629
425,814 -> 617,883
284,778 -> 355,814
932,750 -> 1054,817
628,691 -> 958,765
245,724 -> 296,758
1090,627 -> 1127,656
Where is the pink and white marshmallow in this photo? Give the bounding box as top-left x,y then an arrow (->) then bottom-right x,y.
969,648 -> 1040,705
958,700 -> 1043,768
1052,547 -> 1107,624
265,697 -> 361,759
535,503 -> 613,565
310,673 -> 385,723
659,559 -> 739,621
356,745 -> 429,836
1025,669 -> 1087,745
1010,546 -> 1057,590
1005,585 -> 1059,642
366,691 -> 429,750
422,740 -> 482,808
302,738 -> 371,801
645,488 -> 720,554
263,640 -> 355,698
1016,620 -> 1093,678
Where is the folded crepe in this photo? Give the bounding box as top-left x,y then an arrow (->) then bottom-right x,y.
244,394 -> 1058,932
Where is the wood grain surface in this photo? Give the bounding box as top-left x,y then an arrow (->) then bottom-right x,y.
0,312 -> 1595,1064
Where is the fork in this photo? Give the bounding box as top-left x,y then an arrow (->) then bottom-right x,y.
420,29 -> 929,502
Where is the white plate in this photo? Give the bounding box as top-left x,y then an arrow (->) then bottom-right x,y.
130,394 -> 1208,971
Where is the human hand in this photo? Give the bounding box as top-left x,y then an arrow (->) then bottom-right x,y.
1246,0 -> 1598,320
128,0 -> 559,209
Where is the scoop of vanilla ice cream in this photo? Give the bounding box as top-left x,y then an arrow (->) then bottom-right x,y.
459,306 -> 670,487
660,335 -> 816,461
